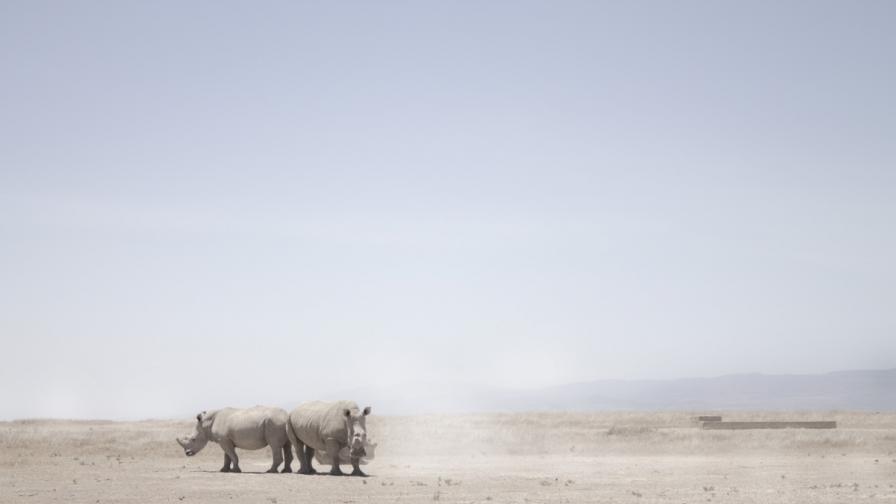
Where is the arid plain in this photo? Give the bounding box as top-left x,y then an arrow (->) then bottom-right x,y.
2,411 -> 895,503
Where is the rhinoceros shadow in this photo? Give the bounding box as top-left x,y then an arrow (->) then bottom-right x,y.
192,470 -> 377,477
192,470 -> 286,475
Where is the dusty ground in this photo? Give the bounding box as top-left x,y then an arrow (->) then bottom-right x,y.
2,411 -> 895,503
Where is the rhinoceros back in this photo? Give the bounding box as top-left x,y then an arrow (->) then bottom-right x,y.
289,400 -> 357,451
210,406 -> 289,450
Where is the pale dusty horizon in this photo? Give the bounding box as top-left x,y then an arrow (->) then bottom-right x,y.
6,366 -> 895,422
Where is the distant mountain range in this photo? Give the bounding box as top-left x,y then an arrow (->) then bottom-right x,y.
321,369 -> 896,414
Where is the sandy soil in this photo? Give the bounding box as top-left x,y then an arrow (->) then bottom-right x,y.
2,411 -> 895,503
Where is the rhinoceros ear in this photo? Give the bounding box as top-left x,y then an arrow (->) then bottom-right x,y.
362,406 -> 371,416
343,408 -> 351,418
196,412 -> 203,422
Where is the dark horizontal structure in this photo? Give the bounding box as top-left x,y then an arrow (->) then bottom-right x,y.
696,416 -> 722,422
702,421 -> 837,430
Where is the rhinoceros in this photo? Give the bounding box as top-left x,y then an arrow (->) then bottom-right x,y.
287,400 -> 372,476
176,406 -> 293,473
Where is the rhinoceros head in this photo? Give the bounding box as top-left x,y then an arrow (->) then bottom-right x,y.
343,406 -> 371,458
176,411 -> 211,456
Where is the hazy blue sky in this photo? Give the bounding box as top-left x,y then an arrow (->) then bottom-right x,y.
1,1 -> 894,419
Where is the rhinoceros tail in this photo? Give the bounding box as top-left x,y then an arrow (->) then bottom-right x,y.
286,416 -> 299,446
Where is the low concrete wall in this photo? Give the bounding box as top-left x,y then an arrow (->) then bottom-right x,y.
702,421 -> 836,430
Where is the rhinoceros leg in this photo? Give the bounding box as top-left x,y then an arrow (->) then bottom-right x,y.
303,446 -> 317,475
350,457 -> 366,477
267,442 -> 283,473
220,453 -> 232,472
281,442 -> 293,473
293,438 -> 313,475
286,423 -> 306,474
325,439 -> 343,476
220,440 -> 241,473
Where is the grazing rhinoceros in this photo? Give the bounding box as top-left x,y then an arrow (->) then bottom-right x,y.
176,406 -> 293,473
287,400 -> 372,476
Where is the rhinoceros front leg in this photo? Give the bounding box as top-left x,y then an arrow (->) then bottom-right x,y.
350,456 -> 366,477
325,439 -> 343,476
220,453 -> 232,472
220,440 -> 241,473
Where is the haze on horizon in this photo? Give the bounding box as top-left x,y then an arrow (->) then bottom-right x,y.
1,1 -> 895,420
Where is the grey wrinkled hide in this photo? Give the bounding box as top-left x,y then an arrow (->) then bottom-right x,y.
176,406 -> 293,474
287,400 -> 372,477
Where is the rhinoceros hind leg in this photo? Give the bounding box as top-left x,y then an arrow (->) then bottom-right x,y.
303,446 -> 317,474
220,453 -> 232,472
281,442 -> 293,473
294,439 -> 314,474
268,442 -> 284,473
